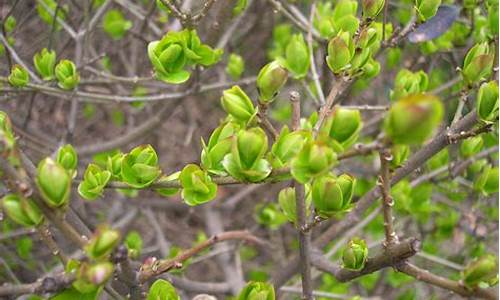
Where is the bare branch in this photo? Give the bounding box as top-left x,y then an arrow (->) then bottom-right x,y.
138,230 -> 265,283
397,263 -> 497,300
312,238 -> 420,283
378,148 -> 399,245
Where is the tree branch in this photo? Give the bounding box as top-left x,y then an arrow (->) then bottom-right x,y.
0,272 -> 75,297
138,230 -> 265,283
378,148 -> 399,245
294,182 -> 313,299
397,262 -> 497,300
311,238 -> 420,283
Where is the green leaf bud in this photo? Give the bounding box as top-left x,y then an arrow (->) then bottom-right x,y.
4,16 -> 16,33
36,158 -> 71,208
281,34 -> 310,79
33,48 -> 56,80
1,194 -> 44,227
201,122 -> 239,175
362,0 -> 385,18
462,254 -> 499,288
350,48 -> 372,72
358,27 -> 379,50
226,53 -> 245,80
291,141 -> 338,184
78,164 -> 111,201
184,29 -> 223,67
391,144 -> 410,169
326,32 -> 354,74
238,281 -> 275,300
85,226 -> 120,260
36,0 -> 67,29
415,0 -> 442,21
56,144 -> 78,177
390,69 -> 429,101
269,126 -> 310,169
179,164 -> 217,206
476,81 -> 499,122
148,30 -> 222,84
460,136 -> 483,158
386,48 -> 402,70
0,111 -> 16,151
361,58 -> 381,79
488,4 -> 499,36
462,42 -> 494,85
333,0 -> 359,29
312,173 -> 355,218
106,152 -> 124,179
269,23 -> 293,58
121,144 -> 161,188
222,127 -> 272,182
86,262 -> 114,286
319,108 -> 362,150
8,64 -> 29,87
147,279 -> 180,300
384,94 -> 443,145
102,9 -> 132,40
278,187 -> 297,224
148,31 -> 189,84
468,158 -> 488,176
474,165 -> 499,195
124,230 -> 143,259
55,59 -> 80,90
335,15 -> 360,36
220,86 -> 257,125
256,60 -> 288,104
254,203 -> 287,230
155,171 -> 181,197
342,238 -> 368,270
336,0 -> 358,14
337,173 -> 356,203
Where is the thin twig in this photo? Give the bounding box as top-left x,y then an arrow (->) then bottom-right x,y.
306,2 -> 326,105
138,230 -> 264,283
378,148 -> 399,246
313,77 -> 349,136
312,238 -> 420,283
397,262 -> 497,300
258,104 -> 279,141
37,224 -> 68,264
447,122 -> 493,144
0,76 -> 257,103
294,182 -> 313,300
0,272 -> 75,297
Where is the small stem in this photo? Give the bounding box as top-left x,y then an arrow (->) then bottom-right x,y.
378,148 -> 399,246
138,230 -> 263,283
447,123 -> 493,144
191,0 -> 217,23
397,263 -> 497,300
451,89 -> 469,125
306,1 -> 326,106
313,77 -> 349,137
289,91 -> 301,131
258,103 -> 279,140
337,142 -> 384,160
37,223 -> 68,264
294,182 -> 313,300
301,215 -> 324,233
